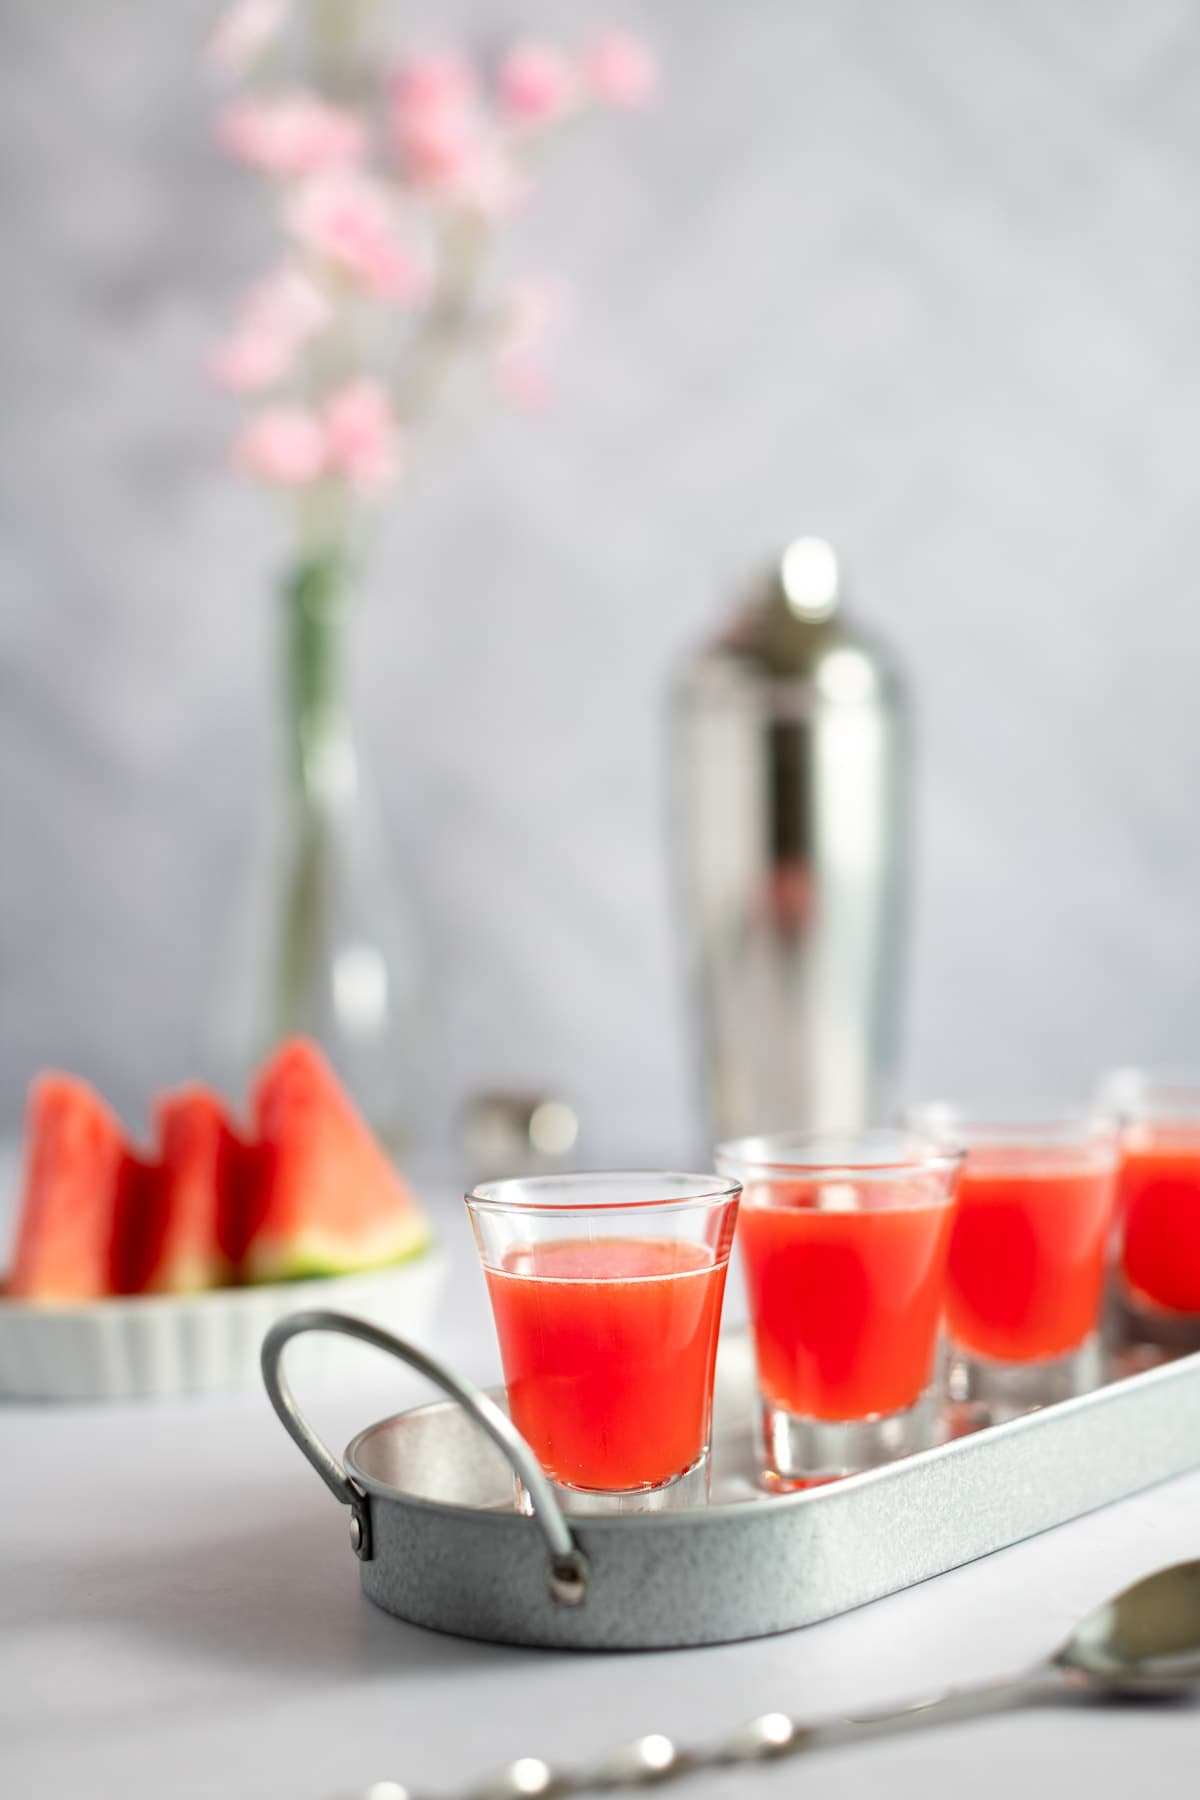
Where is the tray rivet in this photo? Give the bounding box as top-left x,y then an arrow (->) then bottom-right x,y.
349,1508 -> 372,1560
548,1553 -> 589,1606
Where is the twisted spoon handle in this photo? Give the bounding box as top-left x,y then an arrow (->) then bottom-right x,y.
339,1667 -> 1070,1800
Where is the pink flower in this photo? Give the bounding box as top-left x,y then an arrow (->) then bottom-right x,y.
503,275 -> 572,349
579,32 -> 658,107
496,42 -> 578,125
393,112 -> 523,216
205,0 -> 287,80
387,45 -> 522,215
392,102 -> 480,186
217,92 -> 365,177
449,139 -> 526,216
231,388 -> 403,494
208,332 -> 292,393
208,266 -> 330,393
494,349 -> 553,413
323,381 -> 403,494
390,48 -> 478,122
244,265 -> 331,341
390,53 -> 481,184
287,172 -> 426,300
233,405 -> 326,485
493,276 -> 570,413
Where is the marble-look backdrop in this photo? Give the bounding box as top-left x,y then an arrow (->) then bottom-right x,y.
3,0 -> 1200,1157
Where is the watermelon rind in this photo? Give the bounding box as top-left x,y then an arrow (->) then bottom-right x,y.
243,1216 -> 433,1286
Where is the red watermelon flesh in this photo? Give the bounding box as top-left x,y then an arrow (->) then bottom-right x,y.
245,1038 -> 430,1282
136,1088 -> 246,1294
109,1147 -> 162,1296
212,1108 -> 264,1280
7,1076 -> 127,1301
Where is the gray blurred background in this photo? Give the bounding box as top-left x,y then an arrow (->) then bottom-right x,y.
2,0 -> 1199,1158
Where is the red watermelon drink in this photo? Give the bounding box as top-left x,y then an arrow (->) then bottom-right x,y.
466,1174 -> 740,1513
1099,1070 -> 1200,1346
1120,1137 -> 1200,1315
738,1195 -> 955,1422
906,1105 -> 1119,1415
486,1239 -> 727,1490
715,1133 -> 961,1487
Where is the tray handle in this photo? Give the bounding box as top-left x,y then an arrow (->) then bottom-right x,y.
260,1309 -> 590,1606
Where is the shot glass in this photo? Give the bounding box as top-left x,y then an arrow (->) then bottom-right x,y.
465,1172 -> 740,1515
1098,1068 -> 1200,1350
714,1132 -> 961,1487
906,1103 -> 1120,1415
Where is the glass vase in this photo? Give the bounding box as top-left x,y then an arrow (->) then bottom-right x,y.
208,551 -> 428,1151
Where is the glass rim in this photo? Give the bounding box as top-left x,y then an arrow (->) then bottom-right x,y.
1097,1067 -> 1200,1120
464,1169 -> 742,1217
902,1100 -> 1120,1151
713,1128 -> 964,1182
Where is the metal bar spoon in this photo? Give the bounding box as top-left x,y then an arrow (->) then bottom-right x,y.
340,1559 -> 1200,1800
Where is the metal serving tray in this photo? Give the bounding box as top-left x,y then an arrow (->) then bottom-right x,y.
263,1311 -> 1200,1652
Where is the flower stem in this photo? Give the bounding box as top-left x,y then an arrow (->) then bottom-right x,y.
308,0 -> 372,94
398,209 -> 492,426
284,547 -> 349,792
276,547 -> 352,1035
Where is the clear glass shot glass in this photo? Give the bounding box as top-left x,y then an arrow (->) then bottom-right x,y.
905,1102 -> 1120,1416
465,1172 -> 741,1515
713,1132 -> 961,1488
1097,1068 -> 1200,1350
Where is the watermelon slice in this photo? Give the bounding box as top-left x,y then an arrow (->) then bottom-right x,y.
113,1088 -> 265,1294
109,1146 -> 162,1295
119,1080 -> 246,1296
211,1101 -> 264,1282
244,1038 -> 430,1282
7,1075 -> 127,1301
153,1088 -> 243,1293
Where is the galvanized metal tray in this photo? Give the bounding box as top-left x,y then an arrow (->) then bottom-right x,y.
262,1311 -> 1200,1652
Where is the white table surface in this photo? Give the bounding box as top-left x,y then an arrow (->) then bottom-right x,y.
2,1172 -> 1199,1800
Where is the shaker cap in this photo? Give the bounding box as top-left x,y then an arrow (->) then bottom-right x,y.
778,536 -> 842,622
691,536 -> 899,703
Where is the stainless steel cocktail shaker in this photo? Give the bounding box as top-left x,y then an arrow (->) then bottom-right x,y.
675,538 -> 907,1140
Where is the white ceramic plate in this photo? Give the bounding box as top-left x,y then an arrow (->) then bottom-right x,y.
0,1251 -> 447,1401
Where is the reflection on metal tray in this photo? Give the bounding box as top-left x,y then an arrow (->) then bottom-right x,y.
262,1312 -> 1200,1653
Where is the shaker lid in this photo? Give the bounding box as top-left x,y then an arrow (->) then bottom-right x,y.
777,536 -> 842,623
703,536 -> 894,698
